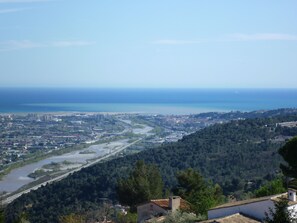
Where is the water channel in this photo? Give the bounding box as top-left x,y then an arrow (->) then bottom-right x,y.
0,140 -> 127,193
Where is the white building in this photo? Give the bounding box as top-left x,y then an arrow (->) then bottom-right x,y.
207,188 -> 297,222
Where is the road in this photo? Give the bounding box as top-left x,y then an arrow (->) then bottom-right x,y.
2,138 -> 142,205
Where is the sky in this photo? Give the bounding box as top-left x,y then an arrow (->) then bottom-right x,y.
0,0 -> 297,88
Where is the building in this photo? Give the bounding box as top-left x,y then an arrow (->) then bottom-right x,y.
207,188 -> 297,222
200,213 -> 260,223
137,196 -> 190,223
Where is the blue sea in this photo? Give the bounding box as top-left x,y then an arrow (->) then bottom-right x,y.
0,88 -> 297,115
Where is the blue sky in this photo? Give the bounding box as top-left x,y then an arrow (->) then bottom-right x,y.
0,0 -> 297,88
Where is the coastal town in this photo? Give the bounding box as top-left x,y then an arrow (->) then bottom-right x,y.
0,112 -> 231,170
0,111 -> 240,203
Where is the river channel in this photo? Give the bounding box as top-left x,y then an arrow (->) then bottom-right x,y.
0,140 -> 128,193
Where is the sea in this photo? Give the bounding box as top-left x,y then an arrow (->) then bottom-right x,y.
0,88 -> 297,115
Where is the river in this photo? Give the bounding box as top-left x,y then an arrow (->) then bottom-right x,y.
0,140 -> 128,193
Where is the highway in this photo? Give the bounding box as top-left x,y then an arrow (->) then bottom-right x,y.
2,138 -> 142,205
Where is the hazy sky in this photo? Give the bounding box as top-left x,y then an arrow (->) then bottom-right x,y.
0,0 -> 297,88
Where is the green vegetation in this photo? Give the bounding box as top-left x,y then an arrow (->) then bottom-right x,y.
279,136 -> 297,178
149,126 -> 166,136
0,155 -> 48,180
117,211 -> 137,223
5,112 -> 297,223
28,169 -> 48,179
264,197 -> 297,223
43,162 -> 60,170
59,213 -> 85,223
117,160 -> 163,210
132,124 -> 145,129
58,202 -> 120,223
28,161 -> 79,179
173,168 -> 224,216
117,164 -> 222,217
254,178 -> 286,198
0,208 -> 4,223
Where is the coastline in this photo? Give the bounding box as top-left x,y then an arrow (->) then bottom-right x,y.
0,111 -> 146,116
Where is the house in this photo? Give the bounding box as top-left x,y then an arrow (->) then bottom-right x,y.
207,187 -> 297,222
137,196 -> 190,223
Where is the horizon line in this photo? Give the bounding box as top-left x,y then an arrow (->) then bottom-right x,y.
0,87 -> 297,90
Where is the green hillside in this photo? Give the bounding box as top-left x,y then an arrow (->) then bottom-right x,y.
5,110 -> 297,223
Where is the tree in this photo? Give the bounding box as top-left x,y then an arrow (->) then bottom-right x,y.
264,197 -> 297,223
0,209 -> 4,223
59,213 -> 85,223
0,197 -> 4,223
117,211 -> 137,223
116,160 -> 164,210
254,178 -> 286,198
279,136 -> 297,178
173,168 -> 224,216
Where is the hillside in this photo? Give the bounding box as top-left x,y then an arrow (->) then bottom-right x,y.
5,109 -> 297,223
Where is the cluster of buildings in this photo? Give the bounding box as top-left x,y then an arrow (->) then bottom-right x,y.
0,113 -> 125,167
135,113 -> 231,144
0,112 -> 231,170
139,114 -> 227,133
137,186 -> 297,223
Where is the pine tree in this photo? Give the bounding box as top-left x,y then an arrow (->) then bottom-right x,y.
116,160 -> 164,210
173,168 -> 224,215
279,136 -> 297,178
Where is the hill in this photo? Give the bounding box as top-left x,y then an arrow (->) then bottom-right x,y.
5,109 -> 297,223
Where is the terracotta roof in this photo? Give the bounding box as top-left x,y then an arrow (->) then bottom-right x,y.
210,192 -> 297,211
150,198 -> 191,211
199,213 -> 261,223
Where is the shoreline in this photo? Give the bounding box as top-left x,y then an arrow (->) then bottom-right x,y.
0,104 -> 234,116
0,111 -> 147,116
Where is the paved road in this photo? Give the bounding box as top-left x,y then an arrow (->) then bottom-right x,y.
2,139 -> 142,205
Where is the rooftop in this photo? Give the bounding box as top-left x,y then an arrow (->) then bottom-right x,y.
271,193 -> 297,206
199,213 -> 260,223
210,192 -> 297,210
150,198 -> 191,211
289,179 -> 297,190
